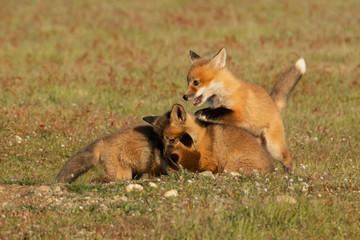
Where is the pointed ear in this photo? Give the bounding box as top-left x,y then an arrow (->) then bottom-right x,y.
143,116 -> 158,125
189,50 -> 201,63
170,104 -> 187,124
209,48 -> 226,70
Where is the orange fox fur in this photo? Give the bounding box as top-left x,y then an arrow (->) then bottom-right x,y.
182,48 -> 306,171
144,104 -> 274,174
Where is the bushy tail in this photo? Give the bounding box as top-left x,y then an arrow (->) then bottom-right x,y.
55,140 -> 103,183
270,58 -> 306,112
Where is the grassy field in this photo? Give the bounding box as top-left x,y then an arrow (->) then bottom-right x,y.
0,0 -> 359,239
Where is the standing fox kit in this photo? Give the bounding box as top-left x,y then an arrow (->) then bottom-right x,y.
183,48 -> 306,172
143,58 -> 303,174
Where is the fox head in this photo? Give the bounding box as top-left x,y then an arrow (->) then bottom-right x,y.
143,104 -> 200,171
143,104 -> 186,148
183,48 -> 227,107
143,104 -> 187,144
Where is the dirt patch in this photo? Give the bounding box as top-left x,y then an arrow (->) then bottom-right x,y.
0,184 -> 127,211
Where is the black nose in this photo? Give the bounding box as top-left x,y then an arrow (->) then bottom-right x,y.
183,95 -> 188,101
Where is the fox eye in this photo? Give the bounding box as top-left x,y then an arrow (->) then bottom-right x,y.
169,138 -> 175,144
193,80 -> 200,86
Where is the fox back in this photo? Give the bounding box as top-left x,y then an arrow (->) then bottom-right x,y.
205,123 -> 274,173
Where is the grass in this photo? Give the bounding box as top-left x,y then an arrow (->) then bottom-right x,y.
0,0 -> 359,239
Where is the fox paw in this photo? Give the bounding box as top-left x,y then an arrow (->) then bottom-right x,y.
282,164 -> 294,174
198,114 -> 208,121
195,109 -> 210,121
195,107 -> 233,122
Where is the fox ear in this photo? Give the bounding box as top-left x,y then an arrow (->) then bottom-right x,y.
143,116 -> 158,125
189,50 -> 201,63
209,48 -> 226,70
170,104 -> 187,124
179,132 -> 194,148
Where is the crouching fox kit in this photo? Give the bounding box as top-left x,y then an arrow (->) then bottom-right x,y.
183,48 -> 306,172
56,125 -> 168,183
144,104 -> 275,174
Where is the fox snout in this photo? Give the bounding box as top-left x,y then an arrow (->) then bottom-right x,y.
183,90 -> 194,101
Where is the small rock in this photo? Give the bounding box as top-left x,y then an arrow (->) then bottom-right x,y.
38,185 -> 52,193
53,186 -> 62,193
149,182 -> 157,188
15,135 -> 23,144
126,184 -> 143,192
199,171 -> 215,178
230,172 -> 241,177
276,195 -> 297,205
164,189 -> 178,198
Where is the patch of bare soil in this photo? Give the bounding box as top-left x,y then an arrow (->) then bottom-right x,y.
0,184 -> 127,211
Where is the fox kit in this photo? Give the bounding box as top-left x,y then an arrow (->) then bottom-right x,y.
56,125 -> 168,183
183,48 -> 306,172
144,104 -> 274,174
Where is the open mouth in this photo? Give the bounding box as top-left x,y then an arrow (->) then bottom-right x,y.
193,95 -> 202,106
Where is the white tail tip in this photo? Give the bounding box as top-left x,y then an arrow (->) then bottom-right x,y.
295,58 -> 306,74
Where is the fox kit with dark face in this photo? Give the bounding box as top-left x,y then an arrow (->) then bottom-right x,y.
183,48 -> 306,172
144,104 -> 274,175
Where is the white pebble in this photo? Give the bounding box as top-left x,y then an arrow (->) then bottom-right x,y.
164,189 -> 178,198
149,182 -> 157,188
126,184 -> 143,192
